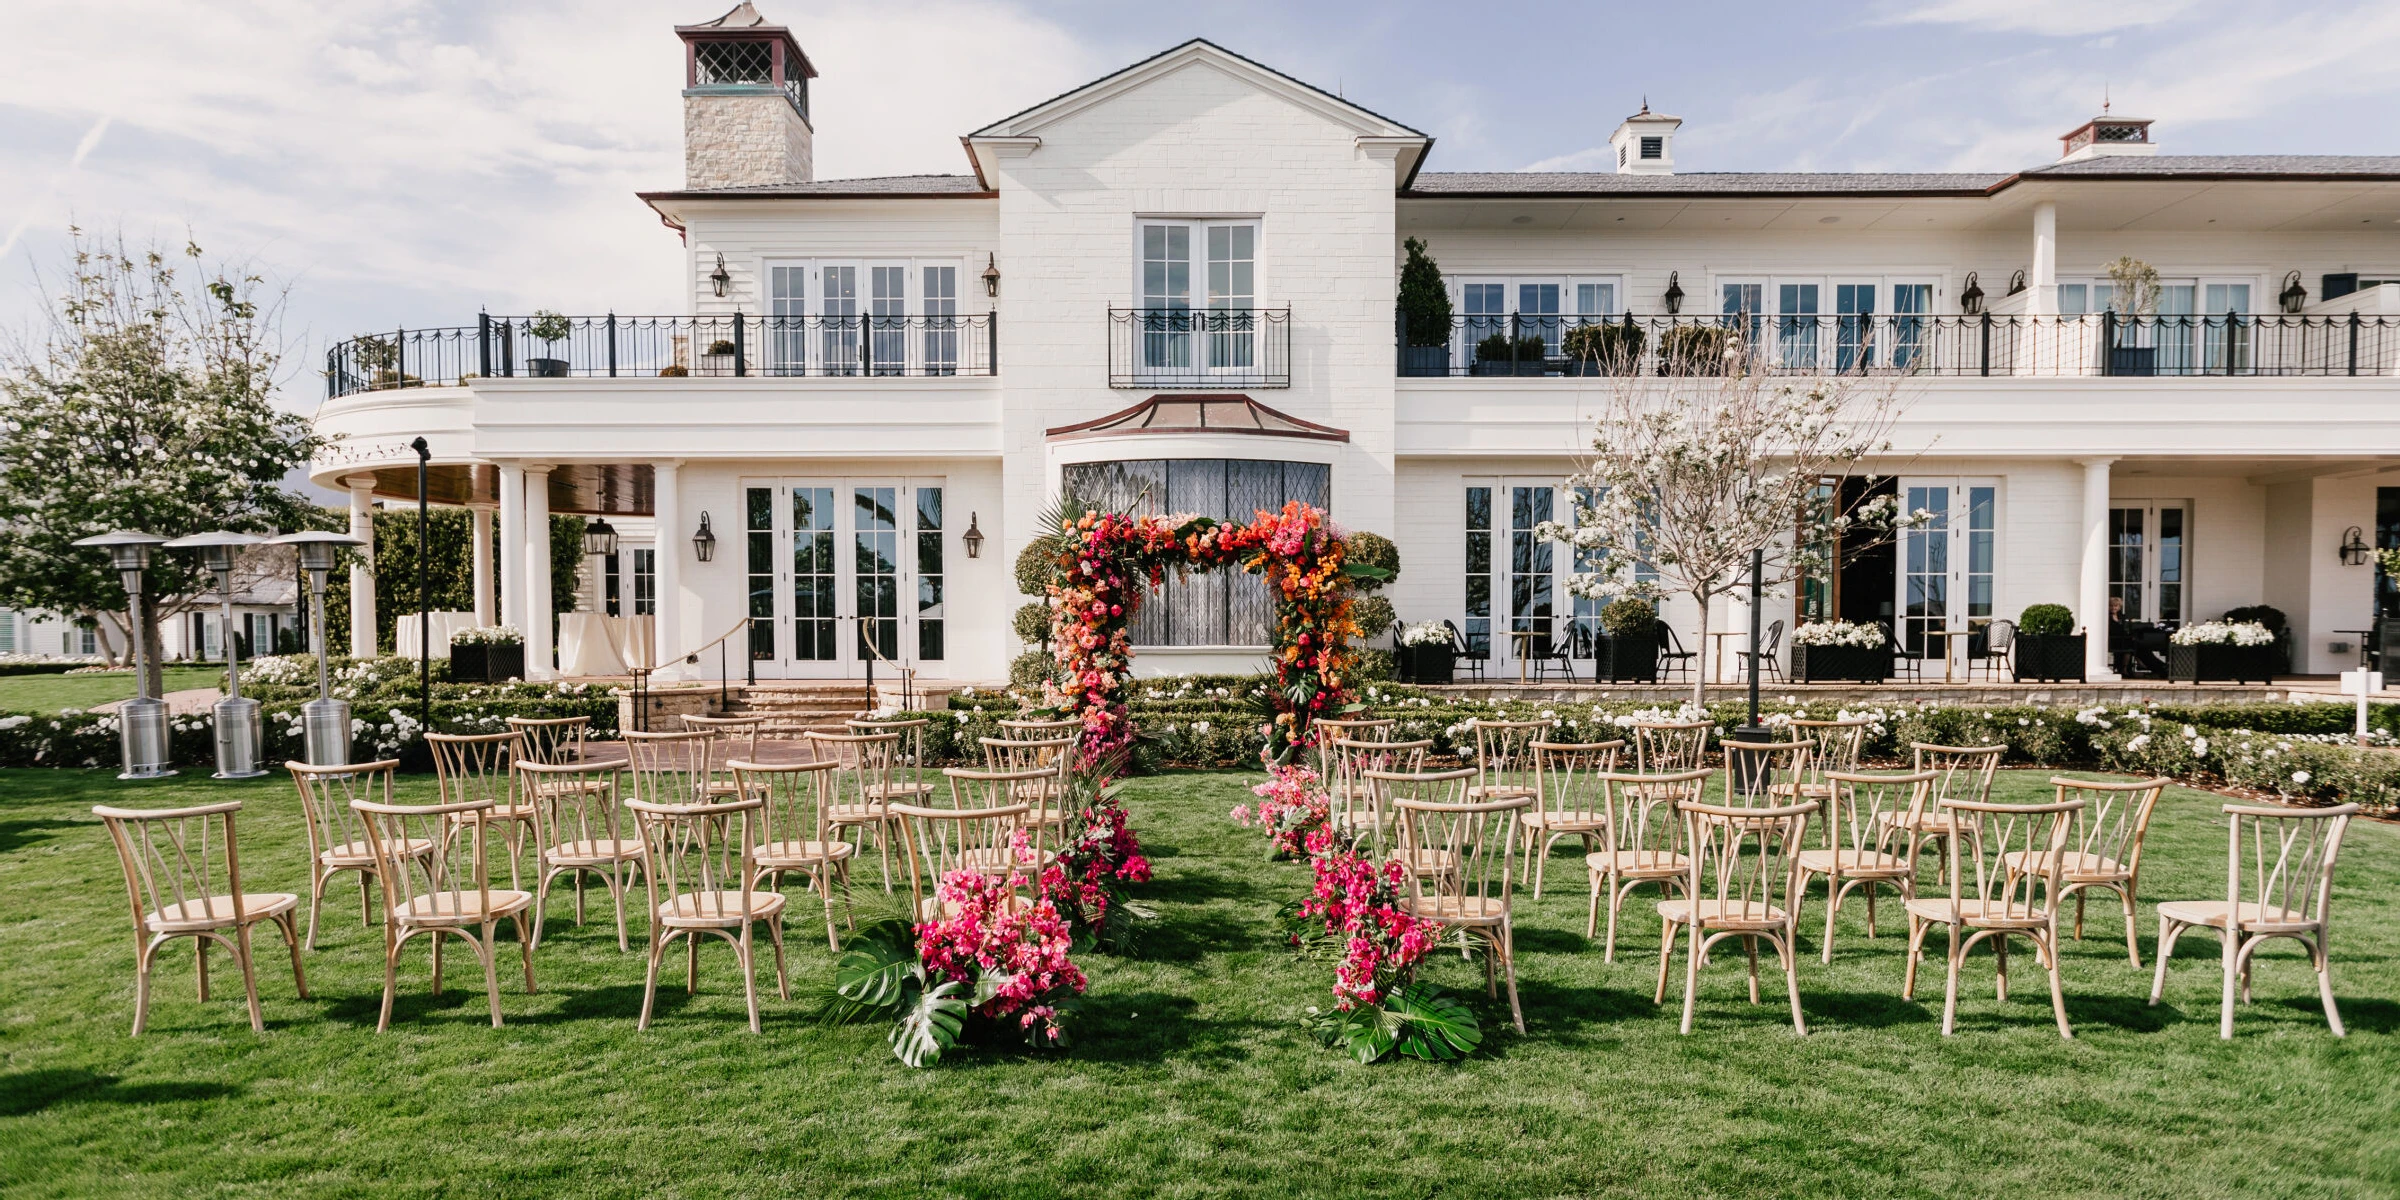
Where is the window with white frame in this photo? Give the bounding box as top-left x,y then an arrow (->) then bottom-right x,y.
1135,220 -> 1259,376
632,548 -> 656,616
2061,276 -> 2255,374
0,611 -> 14,653
758,258 -> 969,376
1717,276 -> 1939,369
1465,479 -> 1654,664
1454,275 -> 1624,358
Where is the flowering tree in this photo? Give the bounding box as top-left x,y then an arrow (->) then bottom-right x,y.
0,229 -> 319,692
1541,342 -> 1914,707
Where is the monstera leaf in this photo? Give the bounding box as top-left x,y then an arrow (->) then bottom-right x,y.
1385,983 -> 1482,1061
826,918 -> 922,1022
891,980 -> 969,1068
1308,1003 -> 1401,1064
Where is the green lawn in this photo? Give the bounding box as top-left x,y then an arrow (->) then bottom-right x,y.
0,667 -> 223,714
2,767 -> 2395,1198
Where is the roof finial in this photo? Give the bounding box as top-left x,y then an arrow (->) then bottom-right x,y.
2102,83 -> 2110,115
1639,95 -> 1649,114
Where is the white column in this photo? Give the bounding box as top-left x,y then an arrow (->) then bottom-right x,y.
525,464 -> 554,680
346,477 -> 378,658
470,506 -> 495,626
2079,457 -> 2117,681
498,463 -> 526,637
2029,200 -> 2059,317
652,460 -> 683,676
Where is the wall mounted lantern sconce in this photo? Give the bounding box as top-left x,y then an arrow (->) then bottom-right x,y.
710,252 -> 731,298
982,253 -> 1001,298
2006,268 -> 2027,296
1959,271 -> 1985,315
692,511 -> 717,563
2281,271 -> 2309,315
2340,525 -> 2372,567
1662,271 -> 1683,316
962,512 -> 985,559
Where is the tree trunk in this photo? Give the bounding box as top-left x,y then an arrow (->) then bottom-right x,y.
95,610 -> 132,668
140,611 -> 166,698
1691,591 -> 1711,711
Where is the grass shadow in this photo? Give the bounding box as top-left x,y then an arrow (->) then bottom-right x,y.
1070,991 -> 1267,1065
0,1069 -> 241,1117
0,818 -> 79,854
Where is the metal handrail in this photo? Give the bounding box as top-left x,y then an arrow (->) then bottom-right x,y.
625,614 -> 750,732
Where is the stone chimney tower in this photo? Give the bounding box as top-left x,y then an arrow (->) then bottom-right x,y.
677,3 -> 816,188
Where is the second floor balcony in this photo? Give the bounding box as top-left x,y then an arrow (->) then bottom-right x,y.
326,312 -> 997,399
1107,307 -> 1291,388
1397,311 -> 2400,380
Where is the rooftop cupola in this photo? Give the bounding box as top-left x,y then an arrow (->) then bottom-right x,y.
2058,106 -> 2156,163
1609,101 -> 1682,175
677,2 -> 818,188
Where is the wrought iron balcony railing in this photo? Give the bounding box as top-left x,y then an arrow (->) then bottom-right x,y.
325,312 -> 997,399
1397,311 -> 2400,380
1108,307 -> 1291,388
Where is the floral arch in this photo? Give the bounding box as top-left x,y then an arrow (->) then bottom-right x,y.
1040,501 -> 1379,766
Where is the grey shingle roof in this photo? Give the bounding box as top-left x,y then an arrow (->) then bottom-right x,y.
1406,171 -> 2003,196
648,174 -> 992,198
2021,155 -> 2400,177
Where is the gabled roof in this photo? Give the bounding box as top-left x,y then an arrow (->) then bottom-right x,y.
962,39 -> 1430,189
2019,154 -> 2400,179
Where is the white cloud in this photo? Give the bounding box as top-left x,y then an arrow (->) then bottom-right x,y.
1871,0 -> 2201,37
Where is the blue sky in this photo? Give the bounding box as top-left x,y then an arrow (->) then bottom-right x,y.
4,0 -> 2398,424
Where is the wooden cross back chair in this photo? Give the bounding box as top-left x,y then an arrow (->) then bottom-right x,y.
2149,801 -> 2359,1039
996,717 -> 1082,742
620,728 -> 716,807
1882,742 -> 2003,883
848,717 -> 936,808
1631,719 -> 1712,778
426,730 -> 531,888
1717,740 -> 1811,826
1654,796 -> 1816,1036
1775,717 -> 1870,806
1902,794 -> 2082,1039
625,793 -> 787,1033
1332,736 -> 1430,854
95,800 -> 307,1036
514,756 -> 641,953
351,793 -> 537,1032
978,735 -> 1073,828
806,730 -> 904,891
1365,765 -> 1479,890
1520,739 -> 1628,900
681,714 -> 767,800
946,765 -> 1062,873
1310,716 -> 1396,780
1466,718 -> 1550,803
1389,782 -> 1534,1033
2015,776 -> 2169,966
287,759 -> 427,949
887,798 -> 1034,923
732,759 -> 853,950
1584,767 -> 1708,962
505,715 -> 600,776
1794,770 -> 1931,963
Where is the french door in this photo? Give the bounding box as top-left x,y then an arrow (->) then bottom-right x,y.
743,478 -> 946,678
2109,502 -> 2189,625
1138,220 -> 1257,377
1896,478 -> 1999,659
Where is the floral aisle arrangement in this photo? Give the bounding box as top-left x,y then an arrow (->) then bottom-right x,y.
2169,620 -> 2276,647
1231,762 -> 1335,858
1790,619 -> 1886,647
827,865 -> 1089,1068
1299,845 -> 1482,1062
1041,500 -> 1386,767
1049,763 -> 1155,952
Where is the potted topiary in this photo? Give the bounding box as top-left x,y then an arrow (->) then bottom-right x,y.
1471,333 -> 1549,376
2103,256 -> 2161,377
1397,621 -> 1454,685
1790,619 -> 1891,682
527,310 -> 573,377
1590,598 -> 1659,682
2012,603 -> 2084,681
1396,237 -> 1454,377
449,624 -> 525,683
2168,620 -> 2278,684
1658,324 -> 1730,376
1563,317 -> 1643,377
699,338 -> 740,376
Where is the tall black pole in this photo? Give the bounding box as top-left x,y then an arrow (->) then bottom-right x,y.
1730,547 -> 1770,793
1747,547 -> 1764,730
412,437 -> 431,734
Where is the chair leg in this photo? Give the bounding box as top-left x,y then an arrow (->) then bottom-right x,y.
532,866 -> 552,952
769,915 -> 790,1002
196,935 -> 210,1002
1744,935 -> 1762,1005
1995,934 -> 2009,1002
479,923 -> 504,1027
1821,876 -> 1840,965
1501,920 -> 1524,1035
2044,929 -> 2073,1040
1653,917 -> 1676,1005
1585,870 -> 1602,941
132,937 -> 160,1036
1678,924 -> 1702,1035
1778,933 -> 1807,1036
233,927 -> 264,1033
2220,925 -> 2240,1040
1940,923 -> 1962,1036
2313,933 -> 2346,1037
821,867 -> 841,951
638,929 -> 665,1031
2119,885 -> 2141,968
740,925 -> 761,1034
610,867 -> 630,954
306,869 -> 328,951
431,929 -> 444,995
377,928 -> 401,1034
277,913 -> 309,1000
516,915 -> 537,994
1903,918 -> 1924,1001
360,871 -> 373,927
687,928 -> 701,993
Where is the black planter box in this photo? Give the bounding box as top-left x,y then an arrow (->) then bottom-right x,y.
1397,643 -> 1454,685
450,642 -> 526,682
1594,631 -> 1659,682
2107,345 -> 2157,377
1400,345 -> 1452,377
2168,643 -> 2276,684
2013,634 -> 2086,682
1793,642 -> 1891,683
1470,358 -> 1548,377
528,357 -> 570,378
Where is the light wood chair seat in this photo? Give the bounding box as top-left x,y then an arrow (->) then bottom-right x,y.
1905,896 -> 2052,929
2001,848 -> 2126,882
1585,848 -> 1687,876
1656,897 -> 1788,931
543,837 -> 642,867
1768,782 -> 1834,802
1795,847 -> 1911,877
396,889 -> 535,925
318,836 -> 433,870
826,802 -> 886,824
656,890 -> 786,926
757,839 -> 855,869
530,776 -> 611,798
2155,899 -> 2312,934
149,893 -> 300,933
1405,895 -> 1509,924
866,781 -> 937,801
1520,809 -> 1608,832
1466,784 -> 1535,802
963,845 -> 1055,876
1876,809 -> 1957,835
1396,847 -> 1458,878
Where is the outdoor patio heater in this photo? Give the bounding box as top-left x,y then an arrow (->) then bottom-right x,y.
272,529 -> 367,765
164,530 -> 268,778
71,530 -> 176,780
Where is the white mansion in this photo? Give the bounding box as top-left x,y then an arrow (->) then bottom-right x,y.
312,5 -> 2400,686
